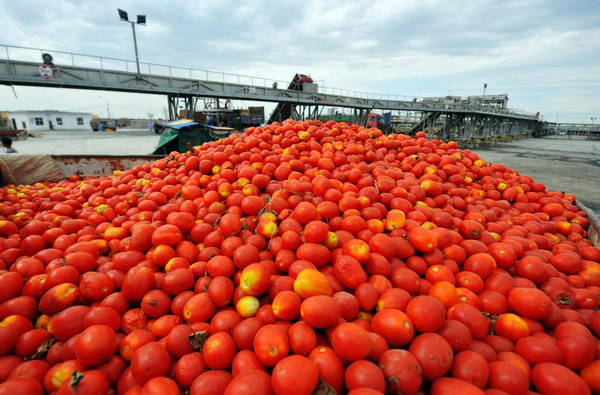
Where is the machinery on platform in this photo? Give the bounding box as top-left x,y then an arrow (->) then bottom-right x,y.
268,74 -> 317,124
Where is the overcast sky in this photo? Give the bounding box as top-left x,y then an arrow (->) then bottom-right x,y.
1,0 -> 599,123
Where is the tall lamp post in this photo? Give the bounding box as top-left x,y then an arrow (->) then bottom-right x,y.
483,83 -> 488,96
592,117 -> 597,126
98,96 -> 111,119
118,9 -> 146,75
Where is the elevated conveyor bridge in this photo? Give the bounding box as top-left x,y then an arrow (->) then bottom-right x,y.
0,45 -> 541,141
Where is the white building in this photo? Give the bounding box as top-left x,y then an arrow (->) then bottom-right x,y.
4,110 -> 92,131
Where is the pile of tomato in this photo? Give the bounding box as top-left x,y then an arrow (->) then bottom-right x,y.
1,119 -> 600,395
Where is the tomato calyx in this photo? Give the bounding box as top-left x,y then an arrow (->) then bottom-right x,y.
69,370 -> 85,388
313,378 -> 337,395
188,330 -> 208,351
25,337 -> 56,361
385,375 -> 402,389
482,312 -> 500,335
552,291 -> 576,309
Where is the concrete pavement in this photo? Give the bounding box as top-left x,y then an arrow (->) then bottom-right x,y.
12,128 -> 160,156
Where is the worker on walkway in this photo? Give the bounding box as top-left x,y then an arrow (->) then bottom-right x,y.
1,137 -> 17,153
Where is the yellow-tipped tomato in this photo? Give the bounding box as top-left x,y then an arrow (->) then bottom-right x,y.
342,239 -> 370,264
384,209 -> 406,231
236,296 -> 260,318
256,220 -> 278,239
323,231 -> 339,249
239,263 -> 271,296
294,269 -> 333,299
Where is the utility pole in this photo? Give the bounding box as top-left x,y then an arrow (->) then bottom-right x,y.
98,96 -> 111,119
483,83 -> 488,96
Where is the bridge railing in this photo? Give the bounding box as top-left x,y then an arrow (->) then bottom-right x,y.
1,44 -> 537,120
0,44 -> 427,102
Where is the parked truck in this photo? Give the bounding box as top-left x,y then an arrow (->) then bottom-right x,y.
90,119 -> 119,132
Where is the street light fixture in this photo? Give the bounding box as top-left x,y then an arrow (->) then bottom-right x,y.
483,83 -> 488,96
591,117 -> 597,126
118,9 -> 146,75
98,96 -> 111,119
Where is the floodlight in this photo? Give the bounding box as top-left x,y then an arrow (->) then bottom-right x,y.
118,9 -> 129,21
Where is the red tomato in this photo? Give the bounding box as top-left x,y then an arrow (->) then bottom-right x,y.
450,350 -> 489,389
408,226 -> 438,252
151,224 -> 183,247
406,295 -> 446,333
224,370 -> 272,395
74,325 -> 117,367
83,307 -> 121,331
308,346 -> 344,394
271,355 -> 319,395
130,342 -> 171,384
14,328 -> 51,359
202,332 -> 237,370
430,377 -> 485,395
508,287 -> 553,320
371,309 -> 414,347
488,360 -> 529,394
515,336 -> 563,365
0,377 -> 44,395
447,303 -> 490,340
409,332 -> 454,381
378,349 -> 422,395
253,325 -> 289,367
161,268 -> 195,296
119,329 -> 156,361
183,293 -> 216,324
272,290 -> 302,321
581,360 -> 600,394
7,360 -> 50,383
333,255 -> 367,289
300,295 -> 340,329
331,322 -> 372,362
344,360 -> 386,393
79,272 -> 114,302
56,370 -> 110,395
189,370 -> 232,395
532,362 -> 591,395
231,349 -> 265,377
174,352 -> 207,390
0,327 -> 17,356
494,313 -> 529,342
38,283 -> 80,315
287,321 -> 317,356
121,267 -> 155,302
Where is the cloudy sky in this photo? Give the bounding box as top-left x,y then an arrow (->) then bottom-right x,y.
1,0 -> 599,123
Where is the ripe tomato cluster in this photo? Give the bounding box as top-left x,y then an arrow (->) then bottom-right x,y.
1,119 -> 600,394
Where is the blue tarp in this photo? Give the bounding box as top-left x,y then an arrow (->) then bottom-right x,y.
159,119 -> 230,131
158,119 -> 200,130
